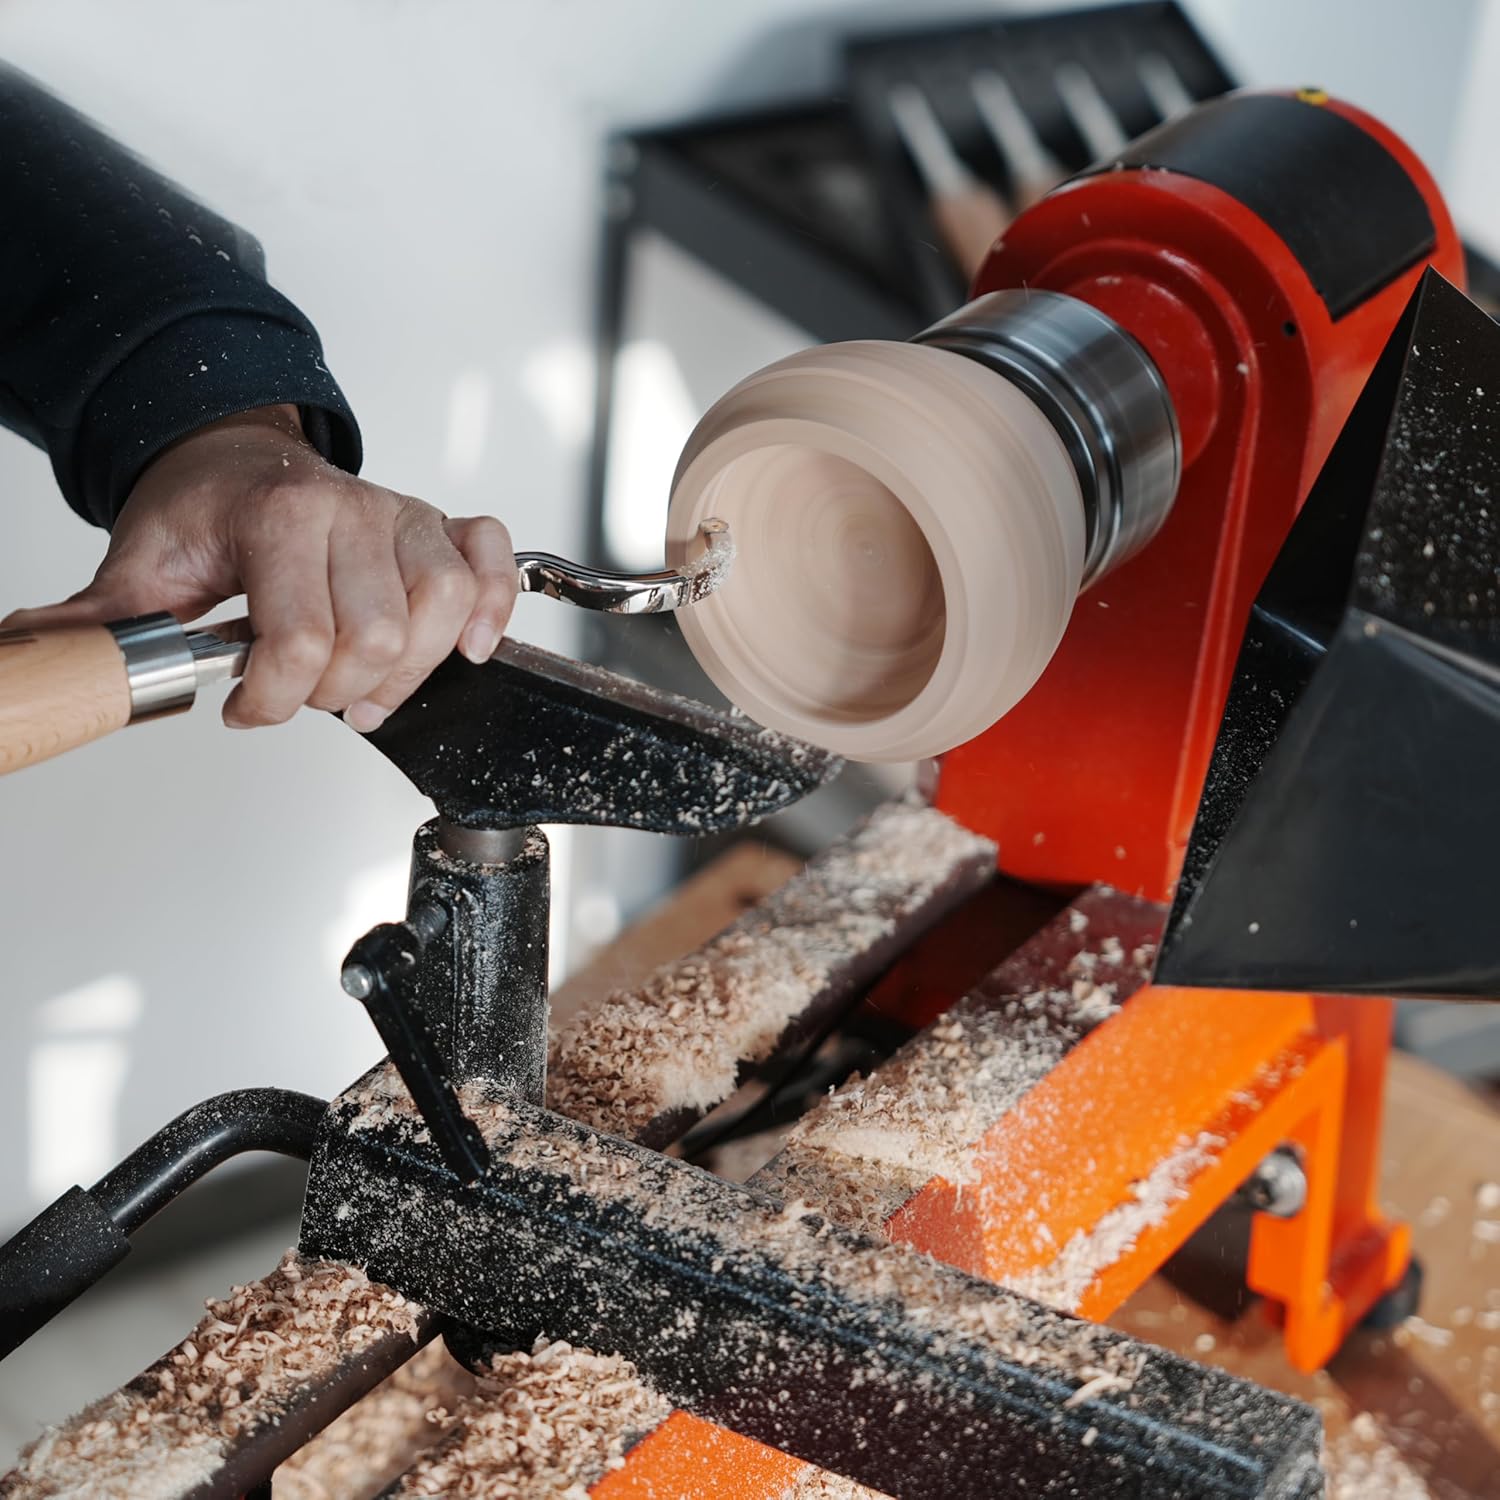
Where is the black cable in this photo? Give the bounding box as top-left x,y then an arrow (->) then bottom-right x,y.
681,1018 -> 887,1165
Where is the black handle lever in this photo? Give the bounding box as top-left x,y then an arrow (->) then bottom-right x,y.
0,1088 -> 324,1360
341,902 -> 491,1183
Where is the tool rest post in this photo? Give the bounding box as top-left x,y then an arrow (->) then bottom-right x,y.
410,818 -> 551,1105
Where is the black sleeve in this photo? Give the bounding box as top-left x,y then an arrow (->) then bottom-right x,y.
0,64 -> 363,529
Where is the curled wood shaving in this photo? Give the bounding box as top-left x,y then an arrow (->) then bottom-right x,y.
0,1252 -> 423,1500
544,798 -> 994,1140
274,1341 -> 473,1500
385,1339 -> 670,1498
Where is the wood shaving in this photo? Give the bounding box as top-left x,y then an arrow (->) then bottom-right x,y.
753,890 -> 1155,1239
777,1469 -> 892,1499
274,1341 -> 473,1500
678,521 -> 738,592
385,1339 -> 670,1498
1003,1132 -> 1224,1313
0,1252 -> 424,1500
544,797 -> 994,1141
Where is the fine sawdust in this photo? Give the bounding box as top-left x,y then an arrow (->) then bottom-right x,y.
777,1468 -> 893,1499
1003,1132 -> 1225,1313
385,1339 -> 670,1499
678,520 -> 738,596
755,979 -> 1123,1236
0,1253 -> 424,1500
751,904 -> 1145,1240
1323,1412 -> 1432,1499
274,1341 -> 474,1500
748,898 -> 1219,1315
544,797 -> 994,1140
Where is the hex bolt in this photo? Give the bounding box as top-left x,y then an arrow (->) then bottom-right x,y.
1241,1147 -> 1308,1218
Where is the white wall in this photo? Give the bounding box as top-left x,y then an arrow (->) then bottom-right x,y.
0,0 -> 1491,1235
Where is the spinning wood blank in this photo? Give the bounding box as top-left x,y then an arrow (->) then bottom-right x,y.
666,341 -> 1085,762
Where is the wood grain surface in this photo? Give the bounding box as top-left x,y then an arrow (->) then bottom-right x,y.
0,625 -> 131,775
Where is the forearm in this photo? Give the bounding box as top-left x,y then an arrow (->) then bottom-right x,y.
0,73 -> 519,736
0,64 -> 361,527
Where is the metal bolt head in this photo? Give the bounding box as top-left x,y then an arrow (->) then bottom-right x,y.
1243,1148 -> 1308,1218
341,964 -> 375,1001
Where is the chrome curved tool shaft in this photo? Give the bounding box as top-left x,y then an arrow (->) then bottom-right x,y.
516,518 -> 732,614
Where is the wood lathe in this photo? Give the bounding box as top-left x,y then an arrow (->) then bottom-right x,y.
1,86 -> 1497,1498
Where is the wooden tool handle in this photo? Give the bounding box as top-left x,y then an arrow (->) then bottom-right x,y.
933,185 -> 1012,277
0,624 -> 131,775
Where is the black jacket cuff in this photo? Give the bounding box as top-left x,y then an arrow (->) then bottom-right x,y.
66,309 -> 363,527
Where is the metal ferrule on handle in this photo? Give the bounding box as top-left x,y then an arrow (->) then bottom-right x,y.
914,290 -> 1182,587
104,614 -> 255,722
107,614 -> 199,721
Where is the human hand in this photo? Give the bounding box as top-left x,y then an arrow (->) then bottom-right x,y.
5,405 -> 517,731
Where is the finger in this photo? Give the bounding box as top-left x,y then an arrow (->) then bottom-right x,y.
345,509 -> 476,733
308,512 -> 411,712
444,516 -> 518,663
4,561 -> 217,632
224,525 -> 335,728
4,589 -> 138,632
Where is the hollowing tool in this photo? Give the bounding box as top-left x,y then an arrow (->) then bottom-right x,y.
0,518 -> 732,775
0,85 -> 1493,1500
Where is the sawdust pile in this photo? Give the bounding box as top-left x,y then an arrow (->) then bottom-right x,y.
0,1253 -> 423,1500
274,1341 -> 473,1500
752,908 -> 1145,1240
1003,1131 -> 1224,1313
755,977 -> 1123,1236
1323,1413 -> 1432,1498
778,1468 -> 893,1499
385,1339 -> 670,1498
748,900 -> 1215,1315
545,797 -> 994,1141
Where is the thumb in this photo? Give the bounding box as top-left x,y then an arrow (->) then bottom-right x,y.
3,566 -> 214,632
